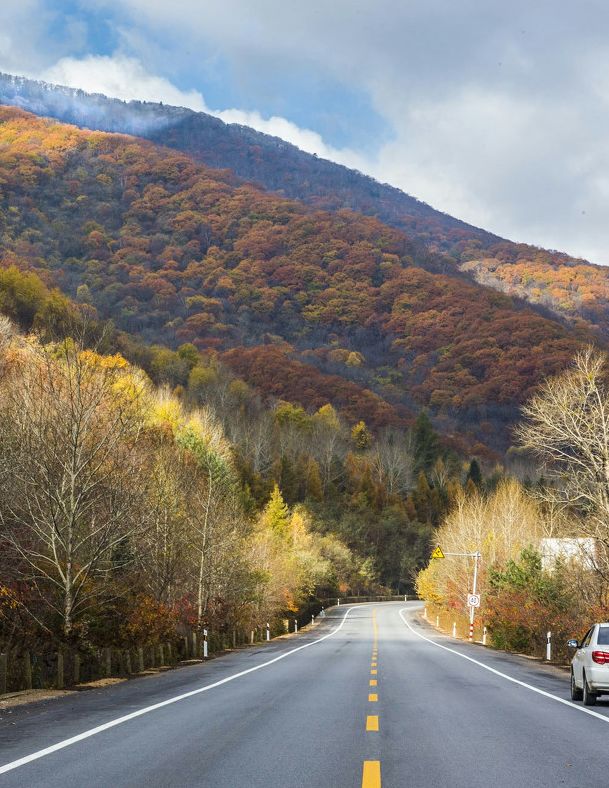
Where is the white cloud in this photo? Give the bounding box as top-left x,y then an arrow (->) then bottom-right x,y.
41,55 -> 207,111
38,53 -> 366,168
213,107 -> 364,166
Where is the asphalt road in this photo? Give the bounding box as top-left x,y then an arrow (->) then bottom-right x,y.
2,602 -> 609,787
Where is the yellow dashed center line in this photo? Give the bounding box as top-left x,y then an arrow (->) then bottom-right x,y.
362,609 -> 382,786
362,760 -> 381,788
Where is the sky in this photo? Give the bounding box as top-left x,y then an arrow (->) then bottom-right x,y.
1,0 -> 608,263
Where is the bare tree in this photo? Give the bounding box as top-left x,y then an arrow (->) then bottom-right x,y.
371,427 -> 415,496
0,340 -> 148,639
135,440 -> 191,605
176,408 -> 246,629
517,346 -> 609,579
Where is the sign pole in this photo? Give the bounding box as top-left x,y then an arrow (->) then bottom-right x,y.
432,547 -> 481,641
469,551 -> 480,641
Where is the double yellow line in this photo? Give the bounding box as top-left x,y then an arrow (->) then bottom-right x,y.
363,609 -> 381,787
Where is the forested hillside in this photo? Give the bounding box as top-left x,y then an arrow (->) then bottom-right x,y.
3,72 -> 609,343
0,106 -> 588,454
0,267 -> 476,661
0,72 -> 496,254
461,251 -> 609,339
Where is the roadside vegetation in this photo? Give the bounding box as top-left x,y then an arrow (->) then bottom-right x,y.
417,348 -> 609,662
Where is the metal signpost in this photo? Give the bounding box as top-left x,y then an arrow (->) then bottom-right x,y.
432,547 -> 481,641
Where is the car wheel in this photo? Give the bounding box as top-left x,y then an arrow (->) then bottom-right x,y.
583,671 -> 597,706
571,669 -> 583,701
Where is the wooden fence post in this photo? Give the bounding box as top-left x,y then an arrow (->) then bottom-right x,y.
191,631 -> 198,659
0,652 -> 7,694
73,653 -> 80,686
23,651 -> 32,690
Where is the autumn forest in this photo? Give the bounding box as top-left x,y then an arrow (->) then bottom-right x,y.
3,74 -> 609,683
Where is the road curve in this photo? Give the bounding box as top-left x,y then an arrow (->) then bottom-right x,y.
1,602 -> 609,787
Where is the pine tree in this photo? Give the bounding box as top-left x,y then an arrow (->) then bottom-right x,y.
306,459 -> 323,501
466,458 -> 482,488
413,411 -> 441,473
263,483 -> 290,537
351,420 -> 372,451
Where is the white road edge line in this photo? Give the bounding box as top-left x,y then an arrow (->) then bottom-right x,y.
0,606 -> 363,775
399,606 -> 609,725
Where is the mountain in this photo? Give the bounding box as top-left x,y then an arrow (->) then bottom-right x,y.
0,72 -> 497,255
0,105 -> 591,456
2,71 -> 608,344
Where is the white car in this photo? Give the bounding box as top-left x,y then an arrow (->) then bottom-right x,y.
568,623 -> 609,705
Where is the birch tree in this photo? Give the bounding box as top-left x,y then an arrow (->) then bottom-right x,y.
0,340 -> 148,639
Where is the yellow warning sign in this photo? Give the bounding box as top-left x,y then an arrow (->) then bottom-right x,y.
431,546 -> 445,559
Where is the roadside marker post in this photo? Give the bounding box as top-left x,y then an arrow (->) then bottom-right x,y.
452,622 -> 456,638
546,631 -> 552,661
203,629 -> 208,659
436,615 -> 439,627
266,623 -> 270,642
294,620 -> 298,633
483,626 -> 487,646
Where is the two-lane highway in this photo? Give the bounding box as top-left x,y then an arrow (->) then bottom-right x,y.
2,603 -> 609,787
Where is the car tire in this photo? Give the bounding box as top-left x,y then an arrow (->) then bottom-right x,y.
571,669 -> 583,701
583,671 -> 597,706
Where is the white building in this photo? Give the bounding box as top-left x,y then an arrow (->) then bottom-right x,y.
540,538 -> 596,571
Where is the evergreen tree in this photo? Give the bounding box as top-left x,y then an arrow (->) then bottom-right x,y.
413,411 -> 441,473
351,420 -> 372,451
466,458 -> 482,488
263,483 -> 290,537
305,459 -> 323,502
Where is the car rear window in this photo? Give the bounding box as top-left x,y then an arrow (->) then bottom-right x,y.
598,627 -> 609,645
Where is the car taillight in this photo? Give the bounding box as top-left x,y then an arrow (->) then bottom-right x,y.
592,650 -> 609,664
